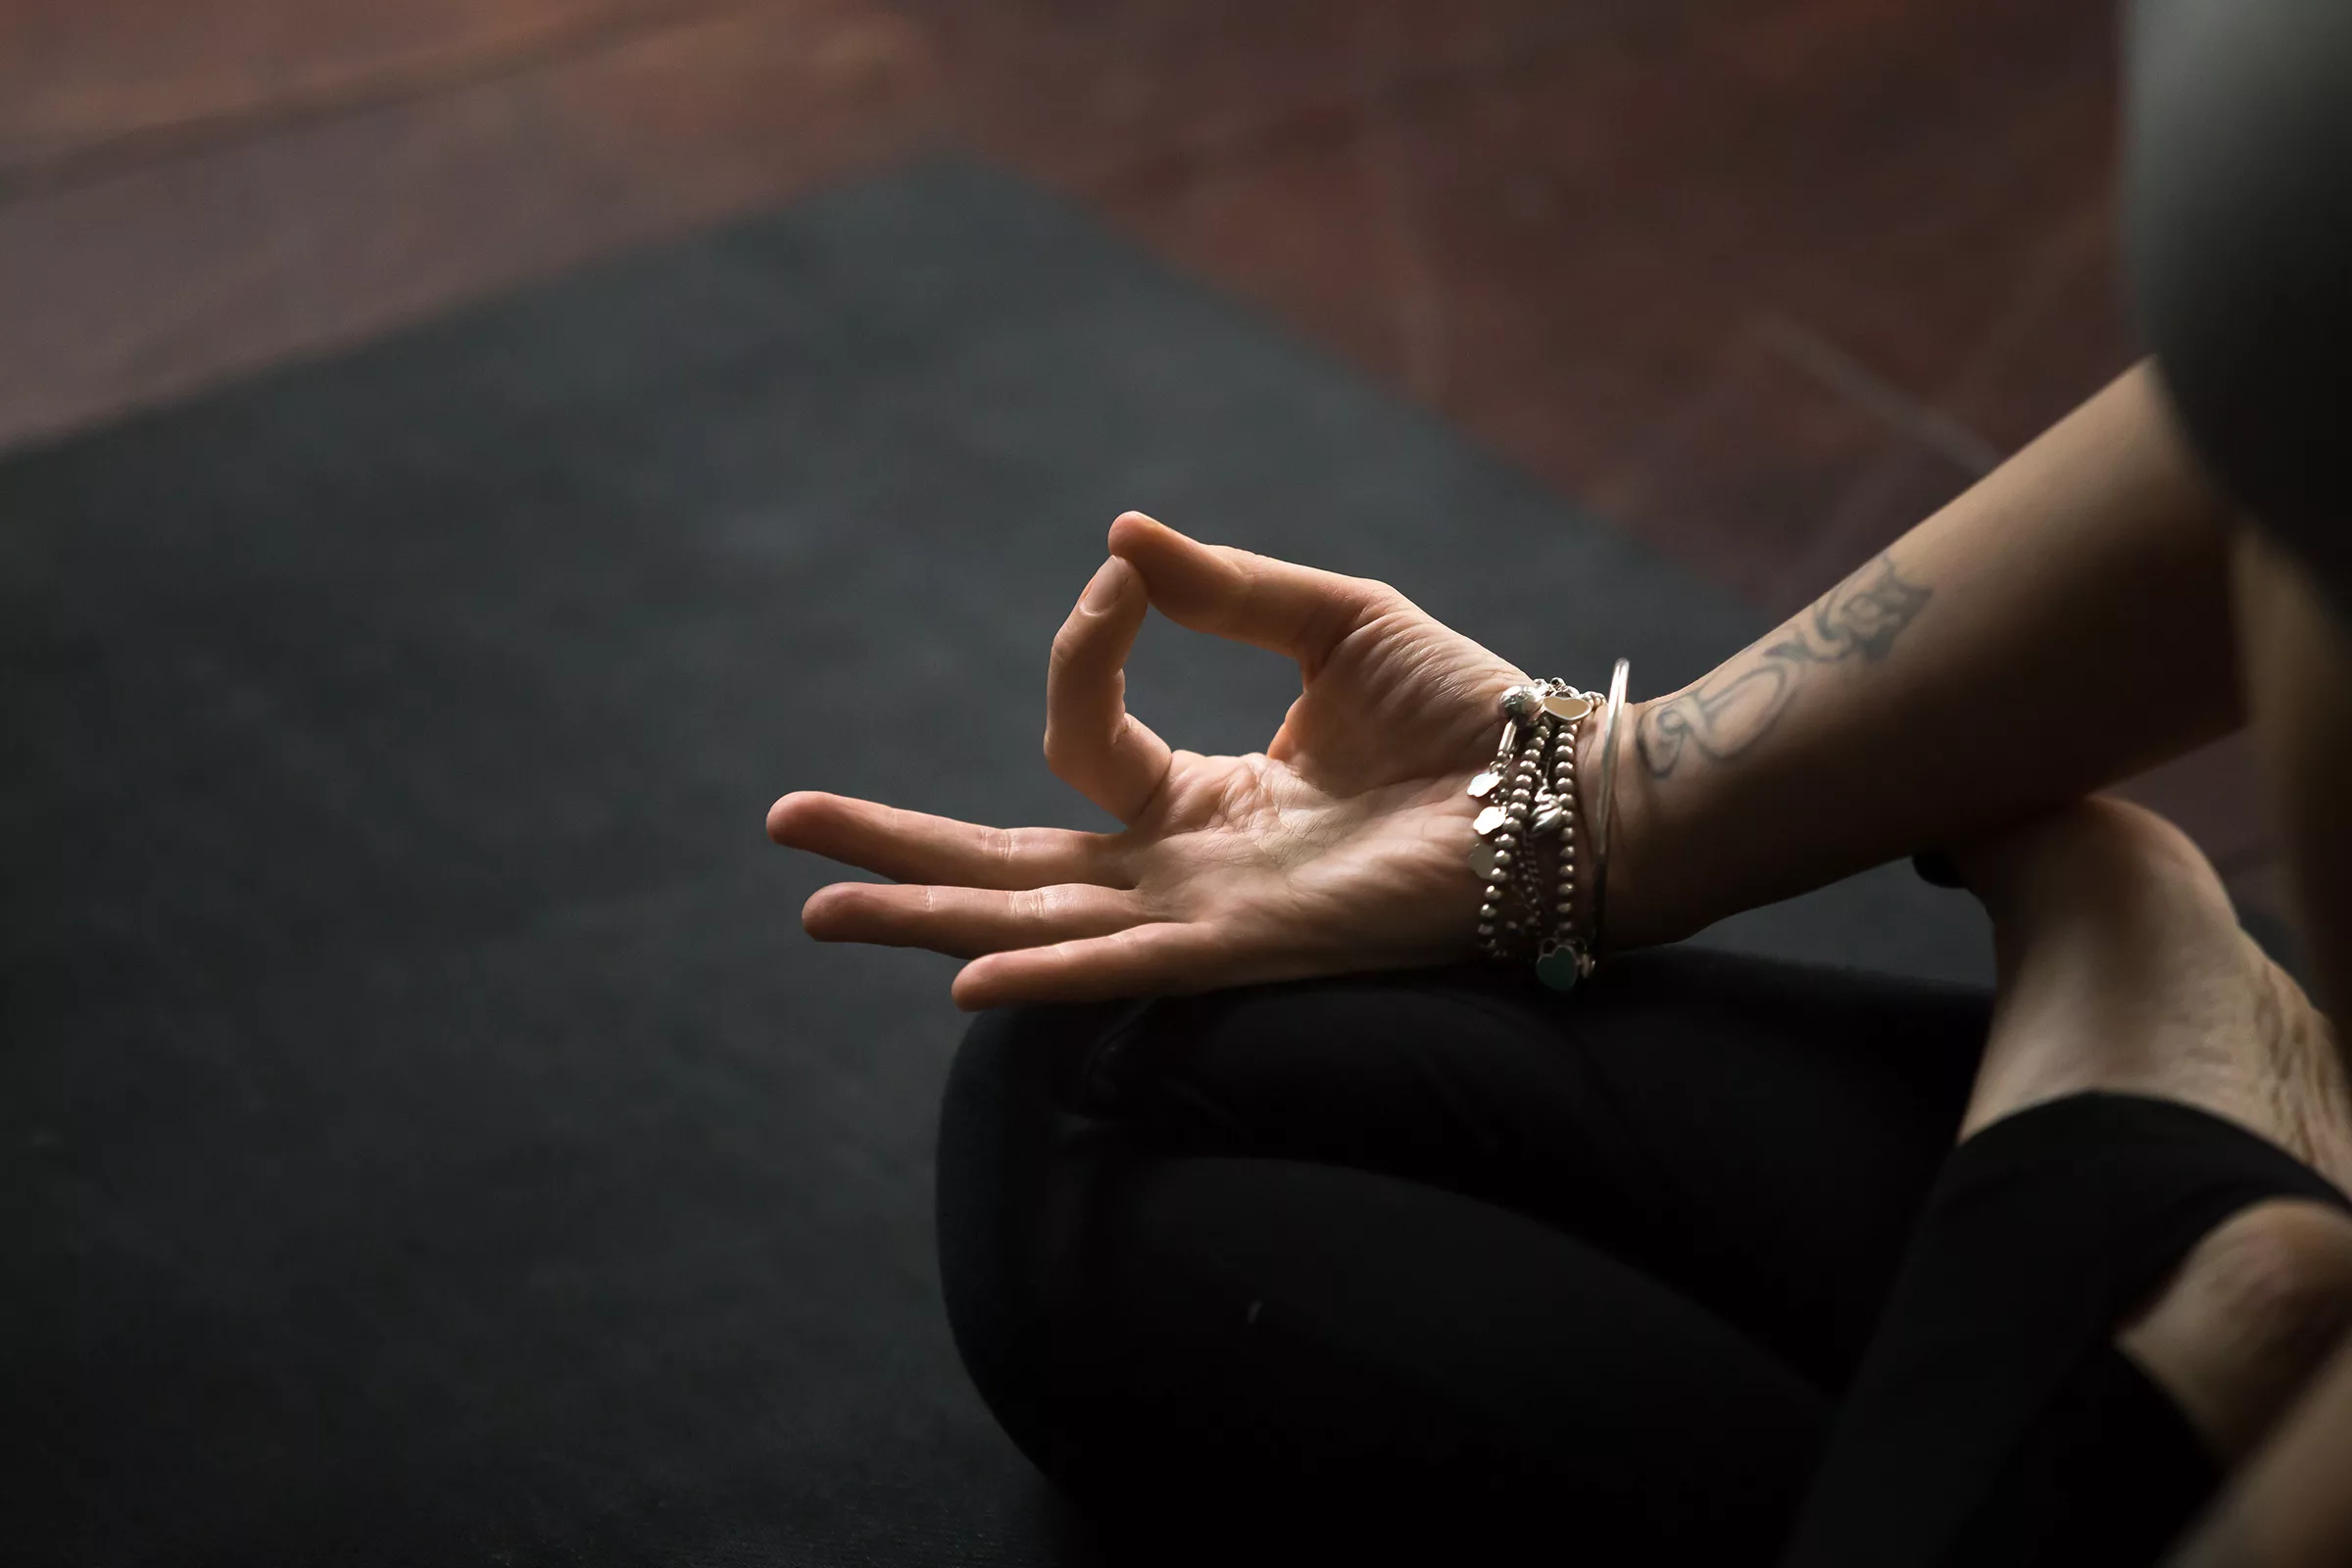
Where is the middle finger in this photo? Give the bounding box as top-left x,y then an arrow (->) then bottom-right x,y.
768,792 -> 1126,890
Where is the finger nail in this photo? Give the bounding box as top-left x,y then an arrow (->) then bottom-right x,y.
1081,558 -> 1125,612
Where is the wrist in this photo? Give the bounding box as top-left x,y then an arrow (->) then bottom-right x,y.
1571,696 -> 1686,953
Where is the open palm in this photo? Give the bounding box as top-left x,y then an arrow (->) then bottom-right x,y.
768,512 -> 1534,1009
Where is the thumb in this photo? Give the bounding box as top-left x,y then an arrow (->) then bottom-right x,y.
1105,511 -> 1399,672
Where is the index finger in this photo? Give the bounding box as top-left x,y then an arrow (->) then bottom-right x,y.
1046,555 -> 1175,824
767,791 -> 1126,890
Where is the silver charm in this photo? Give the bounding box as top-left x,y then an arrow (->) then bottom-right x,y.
1466,770 -> 1503,800
1530,802 -> 1568,839
1499,683 -> 1551,722
1467,840 -> 1505,881
1473,805 -> 1511,838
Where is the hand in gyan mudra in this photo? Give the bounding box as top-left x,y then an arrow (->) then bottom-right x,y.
767,512 -> 1534,1010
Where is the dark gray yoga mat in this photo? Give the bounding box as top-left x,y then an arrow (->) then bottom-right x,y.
0,159 -> 1990,1567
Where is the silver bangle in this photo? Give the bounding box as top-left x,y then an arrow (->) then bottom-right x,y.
1589,658 -> 1631,960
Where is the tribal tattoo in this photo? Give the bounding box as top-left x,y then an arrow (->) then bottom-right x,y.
1637,552 -> 1931,779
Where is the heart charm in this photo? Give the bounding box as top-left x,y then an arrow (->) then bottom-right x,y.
1537,948 -> 1584,991
1544,692 -> 1593,721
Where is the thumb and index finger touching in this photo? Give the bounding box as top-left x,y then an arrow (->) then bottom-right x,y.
1044,512 -> 1399,823
1102,511 -> 1401,670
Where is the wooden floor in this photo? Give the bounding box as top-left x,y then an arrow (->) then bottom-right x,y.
0,0 -> 2283,925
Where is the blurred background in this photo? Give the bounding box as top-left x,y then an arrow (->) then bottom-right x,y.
1,4 -> 2301,1563
0,0 -> 2284,926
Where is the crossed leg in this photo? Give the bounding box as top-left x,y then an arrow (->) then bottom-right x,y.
936,943 -> 1996,1560
1779,797 -> 2352,1567
1954,797 -> 2352,1464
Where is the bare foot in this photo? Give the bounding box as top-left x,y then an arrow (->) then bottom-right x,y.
1949,797 -> 2352,1463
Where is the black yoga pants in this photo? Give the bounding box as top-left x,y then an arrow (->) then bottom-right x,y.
934,947 -> 1999,1560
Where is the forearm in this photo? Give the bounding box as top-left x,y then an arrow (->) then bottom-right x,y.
1596,360 -> 2242,950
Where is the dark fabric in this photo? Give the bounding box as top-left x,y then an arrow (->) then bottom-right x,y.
937,947 -> 1995,1560
2128,0 -> 2352,619
0,160 -> 1999,1565
942,976 -> 2352,1566
1782,1092 -> 2352,1568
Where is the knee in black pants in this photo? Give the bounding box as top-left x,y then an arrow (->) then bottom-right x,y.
934,996 -> 1440,1553
934,997 -> 1147,1503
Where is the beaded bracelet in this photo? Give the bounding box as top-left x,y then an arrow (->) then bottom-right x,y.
1466,660 -> 1629,991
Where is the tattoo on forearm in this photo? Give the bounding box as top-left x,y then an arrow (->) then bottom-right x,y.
1637,553 -> 1931,778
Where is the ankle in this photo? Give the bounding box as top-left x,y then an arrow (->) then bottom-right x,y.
2118,1200 -> 2352,1463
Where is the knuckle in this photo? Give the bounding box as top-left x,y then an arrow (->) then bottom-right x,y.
1343,577 -> 1402,620
1048,623 -> 1090,674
